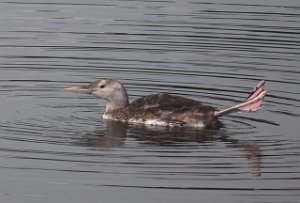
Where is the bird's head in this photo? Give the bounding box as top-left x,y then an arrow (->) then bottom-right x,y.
65,79 -> 129,112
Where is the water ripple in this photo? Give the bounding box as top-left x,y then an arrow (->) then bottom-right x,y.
0,1 -> 299,203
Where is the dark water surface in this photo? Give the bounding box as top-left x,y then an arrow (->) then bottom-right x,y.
0,0 -> 300,203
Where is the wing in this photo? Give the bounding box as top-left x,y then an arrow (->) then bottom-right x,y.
122,93 -> 221,128
129,93 -> 216,114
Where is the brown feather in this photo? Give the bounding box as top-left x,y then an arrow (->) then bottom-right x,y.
105,93 -> 222,129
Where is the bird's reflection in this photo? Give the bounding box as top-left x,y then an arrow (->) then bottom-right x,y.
75,120 -> 261,176
232,140 -> 261,177
77,121 -> 128,148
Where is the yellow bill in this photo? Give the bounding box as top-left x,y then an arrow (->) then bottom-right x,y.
64,87 -> 90,93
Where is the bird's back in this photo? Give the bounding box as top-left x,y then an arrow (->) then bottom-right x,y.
105,93 -> 222,129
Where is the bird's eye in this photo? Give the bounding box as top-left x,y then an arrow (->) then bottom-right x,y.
100,85 -> 105,89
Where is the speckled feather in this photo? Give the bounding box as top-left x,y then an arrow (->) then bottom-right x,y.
104,93 -> 223,129
65,79 -> 266,129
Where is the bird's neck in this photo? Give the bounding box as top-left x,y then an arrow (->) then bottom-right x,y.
102,84 -> 129,113
105,96 -> 129,113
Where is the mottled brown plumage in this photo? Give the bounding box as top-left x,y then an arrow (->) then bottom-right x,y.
104,93 -> 222,129
65,79 -> 266,129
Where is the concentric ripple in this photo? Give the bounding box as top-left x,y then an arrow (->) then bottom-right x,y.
0,1 -> 299,203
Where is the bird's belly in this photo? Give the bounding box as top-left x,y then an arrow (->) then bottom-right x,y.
104,113 -> 206,128
128,118 -> 205,128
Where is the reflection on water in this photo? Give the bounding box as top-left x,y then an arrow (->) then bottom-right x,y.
0,0 -> 299,203
75,121 -> 262,177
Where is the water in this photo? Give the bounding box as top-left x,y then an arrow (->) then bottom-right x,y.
0,0 -> 299,202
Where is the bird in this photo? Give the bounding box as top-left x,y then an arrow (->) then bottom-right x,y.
65,79 -> 266,129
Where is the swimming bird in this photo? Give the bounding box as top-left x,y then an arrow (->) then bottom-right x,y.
65,79 -> 266,129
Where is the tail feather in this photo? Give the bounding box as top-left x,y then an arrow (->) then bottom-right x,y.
214,80 -> 266,117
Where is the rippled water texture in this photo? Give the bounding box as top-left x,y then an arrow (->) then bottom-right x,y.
0,1 -> 299,203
